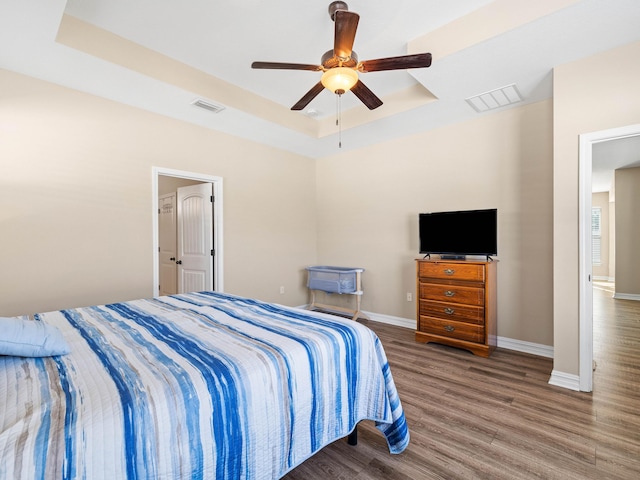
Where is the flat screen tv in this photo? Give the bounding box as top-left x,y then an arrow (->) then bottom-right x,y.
419,208 -> 497,258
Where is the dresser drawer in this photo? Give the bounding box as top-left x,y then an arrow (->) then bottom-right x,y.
419,316 -> 485,343
420,299 -> 484,324
419,283 -> 485,306
418,262 -> 485,282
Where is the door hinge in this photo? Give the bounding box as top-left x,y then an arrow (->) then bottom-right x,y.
158,208 -> 160,214
210,195 -> 214,203
211,249 -> 215,256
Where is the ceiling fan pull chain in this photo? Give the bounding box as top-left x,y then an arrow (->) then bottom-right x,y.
337,93 -> 343,148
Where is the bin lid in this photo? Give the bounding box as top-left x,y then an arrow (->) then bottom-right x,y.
306,266 -> 364,272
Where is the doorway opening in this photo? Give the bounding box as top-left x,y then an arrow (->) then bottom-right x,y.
579,123 -> 640,391
152,167 -> 224,297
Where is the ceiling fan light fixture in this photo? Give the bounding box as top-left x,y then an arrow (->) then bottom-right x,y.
321,67 -> 358,94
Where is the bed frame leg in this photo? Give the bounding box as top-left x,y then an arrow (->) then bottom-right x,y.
347,426 -> 358,446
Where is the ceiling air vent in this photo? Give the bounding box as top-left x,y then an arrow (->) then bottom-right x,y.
191,98 -> 225,114
465,84 -> 523,113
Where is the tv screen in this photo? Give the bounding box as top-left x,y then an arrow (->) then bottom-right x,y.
419,209 -> 497,257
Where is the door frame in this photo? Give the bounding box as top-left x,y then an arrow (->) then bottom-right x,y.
152,167 -> 224,296
578,123 -> 640,391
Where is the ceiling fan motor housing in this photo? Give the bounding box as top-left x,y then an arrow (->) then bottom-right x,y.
322,49 -> 358,69
329,1 -> 349,21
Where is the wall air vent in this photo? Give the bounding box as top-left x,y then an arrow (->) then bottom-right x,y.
465,84 -> 523,113
191,98 -> 225,114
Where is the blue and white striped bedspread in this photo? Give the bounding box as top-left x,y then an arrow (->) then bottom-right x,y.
1,292 -> 409,479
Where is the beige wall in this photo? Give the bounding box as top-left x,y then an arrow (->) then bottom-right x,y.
591,192 -> 611,280
315,100 -> 554,346
0,65 -> 556,348
553,40 -> 640,375
614,167 -> 640,295
3,39 -> 640,368
0,69 -> 317,317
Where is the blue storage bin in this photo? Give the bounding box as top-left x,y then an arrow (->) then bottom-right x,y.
306,266 -> 364,294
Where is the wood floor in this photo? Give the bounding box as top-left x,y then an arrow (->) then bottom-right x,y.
284,283 -> 640,479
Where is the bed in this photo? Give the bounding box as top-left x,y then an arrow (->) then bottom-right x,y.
0,291 -> 409,479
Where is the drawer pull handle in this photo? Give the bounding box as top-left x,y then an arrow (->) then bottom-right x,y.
444,307 -> 455,315
444,325 -> 455,332
444,290 -> 456,297
443,268 -> 455,275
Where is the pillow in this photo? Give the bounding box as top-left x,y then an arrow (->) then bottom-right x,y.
0,317 -> 71,357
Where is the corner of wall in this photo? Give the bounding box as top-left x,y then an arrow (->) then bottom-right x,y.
548,370 -> 581,391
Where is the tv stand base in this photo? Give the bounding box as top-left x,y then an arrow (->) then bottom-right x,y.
440,254 -> 466,260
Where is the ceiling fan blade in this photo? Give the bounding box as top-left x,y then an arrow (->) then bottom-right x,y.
334,10 -> 359,59
252,61 -> 322,71
351,80 -> 383,110
291,82 -> 325,111
359,53 -> 432,72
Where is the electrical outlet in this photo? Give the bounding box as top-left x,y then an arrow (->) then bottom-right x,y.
280,286 -> 285,294
406,292 -> 413,302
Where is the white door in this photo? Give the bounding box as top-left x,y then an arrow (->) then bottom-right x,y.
158,193 -> 177,296
177,183 -> 214,293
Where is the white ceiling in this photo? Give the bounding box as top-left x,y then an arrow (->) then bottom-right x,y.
62,0 -> 493,115
1,0 -> 640,180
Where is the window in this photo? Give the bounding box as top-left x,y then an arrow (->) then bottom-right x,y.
592,207 -> 602,265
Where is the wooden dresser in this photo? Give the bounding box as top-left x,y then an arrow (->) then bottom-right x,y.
415,259 -> 497,357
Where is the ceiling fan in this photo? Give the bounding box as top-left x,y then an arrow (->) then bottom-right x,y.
251,1 -> 432,111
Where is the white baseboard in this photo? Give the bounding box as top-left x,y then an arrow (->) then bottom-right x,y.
363,311 -> 416,330
496,336 -> 554,358
593,276 -> 615,282
613,292 -> 640,301
548,370 -> 581,391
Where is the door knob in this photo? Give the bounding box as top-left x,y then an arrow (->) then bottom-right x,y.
176,260 -> 182,265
